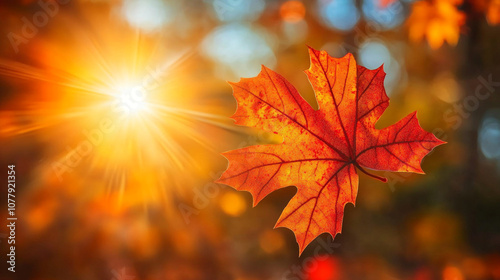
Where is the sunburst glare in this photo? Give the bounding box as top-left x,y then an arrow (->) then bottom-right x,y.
0,4 -> 239,213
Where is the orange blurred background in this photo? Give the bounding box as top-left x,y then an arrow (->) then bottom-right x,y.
0,0 -> 499,279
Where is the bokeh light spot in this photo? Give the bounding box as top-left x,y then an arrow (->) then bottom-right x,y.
479,112 -> 500,160
359,40 -> 401,95
259,230 -> 285,254
219,192 -> 247,217
211,0 -> 265,22
308,257 -> 341,280
442,265 -> 464,280
282,20 -> 308,45
318,0 -> 360,31
362,0 -> 406,30
121,0 -> 173,32
202,23 -> 276,78
280,0 -> 306,23
431,72 -> 462,103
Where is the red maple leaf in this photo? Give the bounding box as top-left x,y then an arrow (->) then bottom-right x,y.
216,47 -> 445,255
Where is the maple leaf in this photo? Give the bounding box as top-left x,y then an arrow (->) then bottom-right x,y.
216,47 -> 445,255
471,0 -> 500,25
486,0 -> 500,25
407,0 -> 465,49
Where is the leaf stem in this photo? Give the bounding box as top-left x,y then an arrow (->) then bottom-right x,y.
352,162 -> 387,183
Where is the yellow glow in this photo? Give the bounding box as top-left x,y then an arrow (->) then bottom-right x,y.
114,84 -> 152,117
259,230 -> 285,254
219,192 -> 247,217
0,7 -> 241,213
442,266 -> 464,280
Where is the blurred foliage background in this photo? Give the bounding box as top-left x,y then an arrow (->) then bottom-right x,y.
0,0 -> 499,279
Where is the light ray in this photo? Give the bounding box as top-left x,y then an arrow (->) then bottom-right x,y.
0,11 -> 235,212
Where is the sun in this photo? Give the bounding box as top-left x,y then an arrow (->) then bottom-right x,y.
0,6 -> 241,213
114,83 -> 152,118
